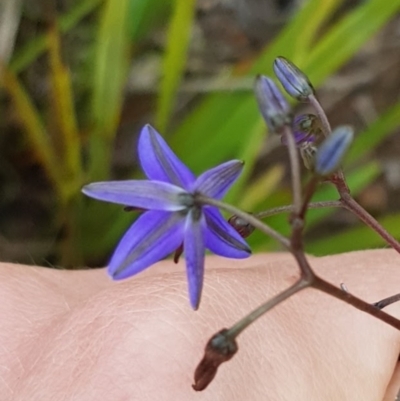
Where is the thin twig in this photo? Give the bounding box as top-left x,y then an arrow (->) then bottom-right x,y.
373,293 -> 400,310
312,276 -> 400,330
309,94 -> 331,136
255,200 -> 343,219
226,279 -> 309,338
195,195 -> 291,249
340,193 -> 400,254
282,126 -> 302,214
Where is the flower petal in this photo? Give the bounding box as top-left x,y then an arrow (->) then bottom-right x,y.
138,124 -> 195,189
82,180 -> 188,211
193,160 -> 244,199
184,209 -> 205,310
109,210 -> 185,280
204,207 -> 251,258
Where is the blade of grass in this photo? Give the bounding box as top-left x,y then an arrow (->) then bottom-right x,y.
252,0 -> 341,71
0,64 -> 64,197
156,0 -> 196,132
305,0 -> 400,84
225,117 -> 269,204
47,23 -> 82,195
291,0 -> 339,64
10,0 -> 103,73
89,0 -> 131,181
237,164 -> 285,211
347,100 -> 400,164
306,213 -> 400,255
129,0 -> 173,41
169,0 -> 342,175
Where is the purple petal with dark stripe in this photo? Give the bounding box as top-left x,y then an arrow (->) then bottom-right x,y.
108,210 -> 185,280
184,209 -> 205,310
138,124 -> 195,189
193,160 -> 244,199
82,180 -> 187,211
204,207 -> 251,258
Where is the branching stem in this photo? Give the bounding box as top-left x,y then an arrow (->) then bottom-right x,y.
282,126 -> 302,213
340,193 -> 400,253
255,200 -> 343,219
196,195 -> 290,249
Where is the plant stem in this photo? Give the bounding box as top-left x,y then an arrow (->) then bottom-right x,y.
196,195 -> 290,249
309,94 -> 331,136
373,293 -> 400,310
340,193 -> 400,254
282,126 -> 302,213
255,200 -> 343,219
225,279 -> 309,338
214,269 -> 400,348
312,276 -> 400,330
220,271 -> 400,346
308,95 -> 348,184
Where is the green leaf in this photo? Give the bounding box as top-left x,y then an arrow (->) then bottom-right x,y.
10,0 -> 103,73
129,0 -> 173,41
79,200 -> 134,262
156,0 -> 196,132
347,100 -> 400,164
0,65 -> 63,196
89,0 -> 131,181
305,0 -> 400,84
306,214 -> 400,255
47,25 -> 81,193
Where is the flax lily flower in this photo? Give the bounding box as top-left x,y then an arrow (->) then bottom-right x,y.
82,125 -> 251,309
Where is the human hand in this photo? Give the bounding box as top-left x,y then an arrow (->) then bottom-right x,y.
1,249 -> 399,400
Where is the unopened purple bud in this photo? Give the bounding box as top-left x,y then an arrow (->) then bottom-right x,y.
254,75 -> 292,134
273,56 -> 315,101
315,126 -> 354,176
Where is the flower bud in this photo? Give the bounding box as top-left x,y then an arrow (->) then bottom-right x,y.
254,75 -> 292,134
228,215 -> 255,238
273,56 -> 315,101
315,126 -> 354,176
281,114 -> 319,147
300,144 -> 317,170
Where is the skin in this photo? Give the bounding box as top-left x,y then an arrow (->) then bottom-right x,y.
0,249 -> 400,400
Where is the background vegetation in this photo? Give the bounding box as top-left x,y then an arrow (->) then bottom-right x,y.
1,0 -> 400,269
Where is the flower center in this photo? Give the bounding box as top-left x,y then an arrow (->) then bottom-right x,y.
178,192 -> 195,208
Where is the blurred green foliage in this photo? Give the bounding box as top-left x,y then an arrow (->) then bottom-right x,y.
1,0 -> 400,267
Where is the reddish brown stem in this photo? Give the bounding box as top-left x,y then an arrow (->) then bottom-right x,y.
340,193 -> 400,254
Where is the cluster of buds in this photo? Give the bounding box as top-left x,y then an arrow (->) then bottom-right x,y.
255,56 -> 353,176
229,56 -> 354,238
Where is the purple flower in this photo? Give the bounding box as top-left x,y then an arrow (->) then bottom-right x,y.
82,124 -> 251,309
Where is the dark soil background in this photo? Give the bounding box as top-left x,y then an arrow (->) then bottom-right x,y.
1,0 -> 400,265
